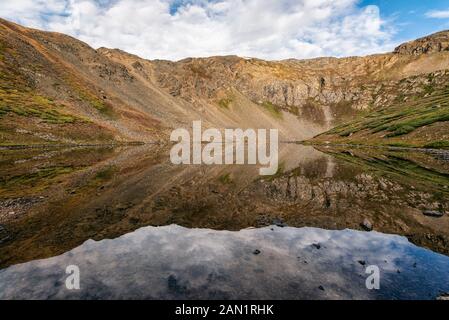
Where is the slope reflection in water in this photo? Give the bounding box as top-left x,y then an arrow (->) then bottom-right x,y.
1,225 -> 448,300
1,144 -> 449,269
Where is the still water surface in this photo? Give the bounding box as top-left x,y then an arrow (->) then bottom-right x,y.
0,144 -> 448,299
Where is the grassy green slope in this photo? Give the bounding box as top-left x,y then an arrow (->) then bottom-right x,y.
312,73 -> 449,149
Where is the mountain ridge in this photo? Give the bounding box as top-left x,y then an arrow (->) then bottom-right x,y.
1,18 -> 449,147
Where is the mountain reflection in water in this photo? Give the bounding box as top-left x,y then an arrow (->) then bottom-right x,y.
1,225 -> 448,300
0,143 -> 448,295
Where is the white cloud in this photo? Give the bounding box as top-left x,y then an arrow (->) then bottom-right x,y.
0,0 -> 395,61
426,9 -> 449,19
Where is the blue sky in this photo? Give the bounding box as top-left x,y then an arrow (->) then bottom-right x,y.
361,0 -> 449,43
0,0 -> 449,60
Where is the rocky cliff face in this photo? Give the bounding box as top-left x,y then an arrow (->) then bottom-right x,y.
1,18 -> 449,146
394,30 -> 449,55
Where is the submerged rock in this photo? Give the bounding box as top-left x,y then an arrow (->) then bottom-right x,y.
0,236 -> 10,244
272,218 -> 287,228
167,275 -> 187,294
361,219 -> 373,231
437,293 -> 449,300
423,210 -> 445,218
0,224 -> 10,244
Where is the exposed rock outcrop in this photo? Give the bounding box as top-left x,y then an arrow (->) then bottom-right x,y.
394,30 -> 449,55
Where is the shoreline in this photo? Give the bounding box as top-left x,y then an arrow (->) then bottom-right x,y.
2,140 -> 449,155
0,141 -> 156,150
296,141 -> 449,154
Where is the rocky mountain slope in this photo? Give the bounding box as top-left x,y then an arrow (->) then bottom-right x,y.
1,18 -> 449,146
313,32 -> 449,148
312,69 -> 449,148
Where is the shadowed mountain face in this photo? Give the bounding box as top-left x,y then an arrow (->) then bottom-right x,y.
1,18 -> 449,146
